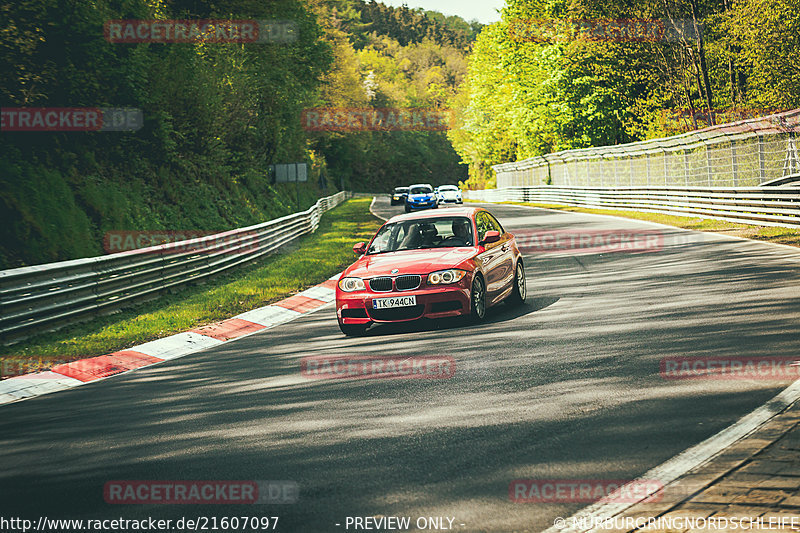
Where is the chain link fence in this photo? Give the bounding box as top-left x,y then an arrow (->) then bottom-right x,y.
492,109 -> 800,188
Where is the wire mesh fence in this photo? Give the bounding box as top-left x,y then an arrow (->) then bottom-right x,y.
492,109 -> 800,188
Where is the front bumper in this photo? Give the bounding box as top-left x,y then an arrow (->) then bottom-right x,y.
407,199 -> 436,209
337,285 -> 470,324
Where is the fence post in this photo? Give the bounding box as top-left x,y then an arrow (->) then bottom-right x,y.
731,140 -> 739,187
784,132 -> 799,176
758,134 -> 766,183
585,158 -> 591,186
543,155 -> 552,185
683,150 -> 691,186
629,157 -> 634,186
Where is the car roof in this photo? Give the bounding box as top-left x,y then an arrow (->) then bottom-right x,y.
386,207 -> 483,224
408,183 -> 433,188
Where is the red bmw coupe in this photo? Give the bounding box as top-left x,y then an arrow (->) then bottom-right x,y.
335,207 -> 526,336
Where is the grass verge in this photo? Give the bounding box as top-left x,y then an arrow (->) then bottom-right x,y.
490,201 -> 800,248
0,198 -> 381,372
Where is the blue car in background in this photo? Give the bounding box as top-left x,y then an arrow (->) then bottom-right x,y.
404,183 -> 437,212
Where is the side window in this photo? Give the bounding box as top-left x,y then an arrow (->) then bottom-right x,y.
486,213 -> 504,234
476,212 -> 492,242
369,228 -> 391,253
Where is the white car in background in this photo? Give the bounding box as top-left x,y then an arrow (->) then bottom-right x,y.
436,185 -> 463,205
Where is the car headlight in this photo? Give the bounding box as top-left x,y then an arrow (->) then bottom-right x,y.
427,269 -> 467,285
338,277 -> 366,292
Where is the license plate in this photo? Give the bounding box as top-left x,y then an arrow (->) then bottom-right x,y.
373,295 -> 416,309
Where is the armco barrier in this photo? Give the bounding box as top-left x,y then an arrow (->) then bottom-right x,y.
0,191 -> 350,344
464,184 -> 800,227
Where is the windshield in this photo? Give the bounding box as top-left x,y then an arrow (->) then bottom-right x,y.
409,186 -> 433,195
367,217 -> 474,254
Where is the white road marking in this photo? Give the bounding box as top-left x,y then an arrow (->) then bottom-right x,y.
543,379 -> 800,532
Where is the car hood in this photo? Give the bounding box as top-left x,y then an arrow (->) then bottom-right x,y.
344,248 -> 476,278
408,193 -> 433,199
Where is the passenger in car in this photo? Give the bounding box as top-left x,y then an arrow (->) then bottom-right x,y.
399,223 -> 421,249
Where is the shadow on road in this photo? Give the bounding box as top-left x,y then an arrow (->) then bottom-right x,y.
361,296 -> 560,337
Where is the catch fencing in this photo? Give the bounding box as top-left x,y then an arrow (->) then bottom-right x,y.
0,191 -> 350,344
492,109 -> 800,188
469,110 -> 800,227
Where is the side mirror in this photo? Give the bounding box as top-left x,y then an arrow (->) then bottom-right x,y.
481,230 -> 501,246
353,242 -> 367,255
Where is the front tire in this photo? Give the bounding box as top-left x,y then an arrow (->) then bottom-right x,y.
339,321 -> 368,337
404,204 -> 411,213
508,260 -> 527,306
469,274 -> 487,323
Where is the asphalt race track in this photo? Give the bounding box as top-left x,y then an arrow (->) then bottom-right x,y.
2,197 -> 800,532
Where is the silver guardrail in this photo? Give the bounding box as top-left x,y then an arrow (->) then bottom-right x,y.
0,191 -> 351,344
464,184 -> 800,227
